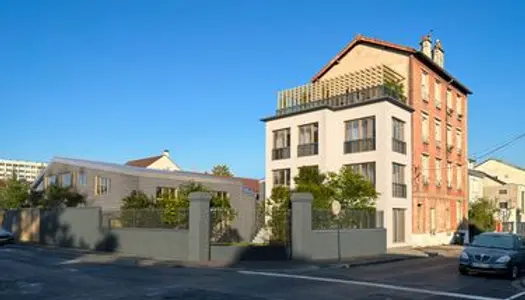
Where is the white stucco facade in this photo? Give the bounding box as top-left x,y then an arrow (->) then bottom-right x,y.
264,100 -> 413,248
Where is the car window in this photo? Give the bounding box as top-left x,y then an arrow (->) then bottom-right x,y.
471,234 -> 515,249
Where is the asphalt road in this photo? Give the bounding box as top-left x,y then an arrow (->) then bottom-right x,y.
1,244 -> 525,300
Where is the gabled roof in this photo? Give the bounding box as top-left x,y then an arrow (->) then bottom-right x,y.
311,34 -> 472,95
468,169 -> 507,185
32,157 -> 241,189
476,158 -> 525,173
125,155 -> 163,168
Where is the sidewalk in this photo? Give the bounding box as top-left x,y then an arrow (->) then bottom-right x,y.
27,244 -> 427,271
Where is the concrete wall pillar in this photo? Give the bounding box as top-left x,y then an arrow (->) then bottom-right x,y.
188,192 -> 211,262
291,192 -> 313,260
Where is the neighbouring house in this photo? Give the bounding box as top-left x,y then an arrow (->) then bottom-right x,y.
484,184 -> 525,226
263,33 -> 472,247
125,150 -> 180,171
475,159 -> 525,186
0,158 -> 47,183
31,156 -> 258,242
468,159 -> 506,203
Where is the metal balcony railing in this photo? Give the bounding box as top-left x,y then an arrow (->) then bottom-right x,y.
297,143 -> 319,157
344,138 -> 376,154
276,85 -> 406,116
392,183 -> 407,198
272,147 -> 290,160
392,138 -> 407,154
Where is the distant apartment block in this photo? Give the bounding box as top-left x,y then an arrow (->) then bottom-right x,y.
263,33 -> 472,247
0,158 -> 47,183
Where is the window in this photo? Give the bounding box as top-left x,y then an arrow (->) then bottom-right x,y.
347,162 -> 376,186
456,129 -> 462,153
446,89 -> 453,110
434,119 -> 442,147
214,191 -> 230,199
422,113 -> 429,143
156,187 -> 177,199
392,118 -> 406,154
445,208 -> 451,231
344,117 -> 376,153
47,175 -> 57,186
78,173 -> 87,186
446,125 -> 453,149
447,162 -> 453,188
60,173 -> 72,188
95,176 -> 111,195
457,200 -> 463,225
457,165 -> 462,190
298,123 -> 319,157
435,159 -> 442,186
392,118 -> 405,141
457,94 -> 463,116
273,169 -> 290,187
272,128 -> 291,160
434,80 -> 441,108
298,123 -> 318,145
392,163 -> 406,198
499,189 -> 508,195
422,155 -> 429,184
273,128 -> 290,149
421,71 -> 429,101
430,208 -> 436,233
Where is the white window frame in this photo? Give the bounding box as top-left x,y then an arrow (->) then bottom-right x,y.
298,123 -> 319,145
422,113 -> 429,143
456,129 -> 462,153
446,89 -> 453,110
457,94 -> 463,117
78,173 -> 87,186
434,119 -> 441,147
435,159 -> 442,186
457,165 -> 462,190
421,71 -> 429,101
422,155 -> 429,184
447,162 -> 453,188
95,176 -> 111,196
60,173 -> 72,188
434,80 -> 441,108
272,169 -> 291,187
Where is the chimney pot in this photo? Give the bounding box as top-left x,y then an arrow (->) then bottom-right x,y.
162,150 -> 170,157
419,33 -> 432,58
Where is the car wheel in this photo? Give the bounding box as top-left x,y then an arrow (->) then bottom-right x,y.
459,268 -> 468,275
508,265 -> 519,280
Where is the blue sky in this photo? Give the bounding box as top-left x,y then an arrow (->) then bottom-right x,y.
1,1 -> 524,178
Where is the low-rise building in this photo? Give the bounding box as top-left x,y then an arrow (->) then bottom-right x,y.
475,159 -> 525,185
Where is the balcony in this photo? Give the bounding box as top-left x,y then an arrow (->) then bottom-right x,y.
392,138 -> 406,154
297,143 -> 318,157
272,147 -> 290,160
344,138 -> 376,154
393,183 -> 407,198
274,65 -> 406,117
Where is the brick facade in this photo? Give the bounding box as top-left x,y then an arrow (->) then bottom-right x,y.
409,56 -> 469,237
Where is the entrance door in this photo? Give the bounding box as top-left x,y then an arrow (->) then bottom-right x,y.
393,208 -> 406,243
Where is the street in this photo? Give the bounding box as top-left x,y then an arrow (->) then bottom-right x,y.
2,244 -> 525,300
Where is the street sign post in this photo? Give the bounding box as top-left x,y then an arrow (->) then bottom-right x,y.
331,200 -> 341,261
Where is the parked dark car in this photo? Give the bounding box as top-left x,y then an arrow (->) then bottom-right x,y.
459,232 -> 525,279
0,227 -> 14,245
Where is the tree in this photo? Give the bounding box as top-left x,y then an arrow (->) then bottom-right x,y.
0,177 -> 30,209
469,198 -> 498,232
211,164 -> 234,177
121,190 -> 156,209
327,166 -> 378,209
36,185 -> 86,208
266,185 -> 291,243
294,166 -> 333,209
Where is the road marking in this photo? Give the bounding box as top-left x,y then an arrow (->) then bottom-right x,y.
506,291 -> 525,300
238,270 -> 501,300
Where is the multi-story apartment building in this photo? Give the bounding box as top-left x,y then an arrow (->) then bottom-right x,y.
264,34 -> 471,247
264,65 -> 413,247
0,158 -> 47,183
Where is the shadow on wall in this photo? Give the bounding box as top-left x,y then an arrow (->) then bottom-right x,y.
1,208 -> 120,253
39,208 -> 119,252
